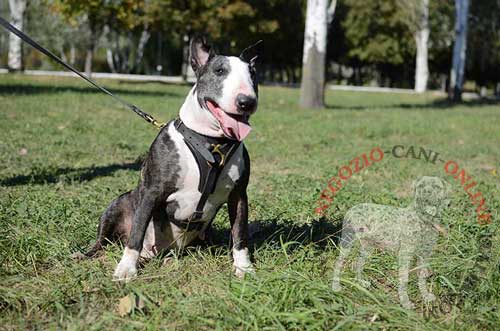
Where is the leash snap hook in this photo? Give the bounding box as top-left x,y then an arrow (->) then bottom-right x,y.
210,144 -> 225,167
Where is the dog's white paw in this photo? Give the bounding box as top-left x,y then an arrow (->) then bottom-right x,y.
234,264 -> 255,279
423,293 -> 436,303
113,262 -> 137,281
332,280 -> 342,292
400,299 -> 415,310
233,248 -> 254,279
113,248 -> 139,281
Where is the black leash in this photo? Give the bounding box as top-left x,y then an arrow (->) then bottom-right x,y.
0,16 -> 165,129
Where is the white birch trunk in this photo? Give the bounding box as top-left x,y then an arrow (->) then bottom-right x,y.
414,0 -> 429,93
450,0 -> 469,101
134,27 -> 150,72
106,49 -> 117,73
327,0 -> 337,25
60,46 -> 67,64
69,44 -> 76,66
84,47 -> 94,77
7,0 -> 27,71
299,0 -> 329,108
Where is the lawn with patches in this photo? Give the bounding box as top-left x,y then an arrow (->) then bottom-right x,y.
0,74 -> 499,330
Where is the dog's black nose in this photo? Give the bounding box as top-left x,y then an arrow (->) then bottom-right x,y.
236,94 -> 257,112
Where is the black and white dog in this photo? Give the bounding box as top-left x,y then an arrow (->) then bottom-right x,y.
81,37 -> 258,281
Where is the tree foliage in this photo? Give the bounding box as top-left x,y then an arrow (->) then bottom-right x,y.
468,0 -> 500,86
3,0 -> 499,91
343,0 -> 414,65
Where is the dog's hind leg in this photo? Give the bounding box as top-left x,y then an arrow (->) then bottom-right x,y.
417,257 -> 436,303
76,191 -> 137,259
332,224 -> 356,291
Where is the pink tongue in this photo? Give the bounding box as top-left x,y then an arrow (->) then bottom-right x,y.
207,102 -> 252,141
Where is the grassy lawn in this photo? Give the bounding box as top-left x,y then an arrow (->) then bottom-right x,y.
0,74 -> 499,330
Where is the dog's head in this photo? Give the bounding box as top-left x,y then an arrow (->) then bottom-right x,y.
189,36 -> 259,141
412,176 -> 451,219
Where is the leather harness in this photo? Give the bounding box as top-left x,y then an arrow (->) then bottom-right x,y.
170,118 -> 241,231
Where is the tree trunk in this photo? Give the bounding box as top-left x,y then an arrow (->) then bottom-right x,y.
69,44 -> 76,66
134,26 -> 150,73
414,0 -> 430,93
7,0 -> 27,71
449,0 -> 469,101
440,74 -> 447,92
300,0 -> 329,109
60,46 -> 67,64
291,67 -> 297,83
106,49 -> 117,73
84,45 -> 94,77
181,33 -> 192,81
327,0 -> 337,25
84,18 -> 101,77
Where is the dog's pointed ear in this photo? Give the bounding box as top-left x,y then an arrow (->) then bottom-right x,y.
442,178 -> 452,196
249,55 -> 258,69
190,36 -> 215,75
239,40 -> 262,63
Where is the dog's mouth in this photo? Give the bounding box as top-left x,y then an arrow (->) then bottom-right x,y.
204,98 -> 251,141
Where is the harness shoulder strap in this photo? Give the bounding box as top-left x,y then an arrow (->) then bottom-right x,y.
172,119 -> 241,230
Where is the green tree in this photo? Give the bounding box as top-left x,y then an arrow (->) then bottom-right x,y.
7,0 -> 28,71
23,0 -> 82,69
343,0 -> 414,86
246,0 -> 303,83
50,0 -> 145,76
145,0 -> 281,79
467,0 -> 500,95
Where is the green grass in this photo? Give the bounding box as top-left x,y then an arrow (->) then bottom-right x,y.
0,74 -> 499,330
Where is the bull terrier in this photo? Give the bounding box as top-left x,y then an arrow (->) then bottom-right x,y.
80,37 -> 259,281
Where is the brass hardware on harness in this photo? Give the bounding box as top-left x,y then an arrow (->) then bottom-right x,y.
211,144 -> 225,167
152,120 -> 166,129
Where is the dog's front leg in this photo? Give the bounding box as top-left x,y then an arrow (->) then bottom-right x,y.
228,189 -> 254,278
417,257 -> 436,303
113,190 -> 157,281
398,249 -> 415,309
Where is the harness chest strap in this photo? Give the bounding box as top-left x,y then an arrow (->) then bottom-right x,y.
172,119 -> 241,230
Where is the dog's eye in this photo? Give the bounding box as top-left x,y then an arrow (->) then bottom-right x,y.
214,68 -> 225,75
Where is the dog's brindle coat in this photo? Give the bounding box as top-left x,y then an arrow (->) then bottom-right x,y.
83,37 -> 258,280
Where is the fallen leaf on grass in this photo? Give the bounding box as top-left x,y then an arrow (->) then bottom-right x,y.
117,294 -> 145,317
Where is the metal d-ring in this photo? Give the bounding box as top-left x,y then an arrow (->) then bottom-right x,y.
211,144 -> 225,167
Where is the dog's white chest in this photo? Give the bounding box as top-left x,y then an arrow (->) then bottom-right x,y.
141,124 -> 245,256
166,123 -> 244,222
